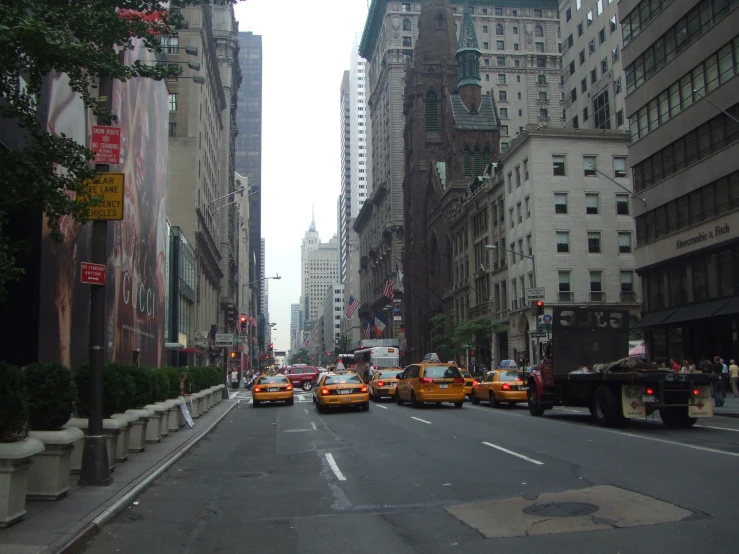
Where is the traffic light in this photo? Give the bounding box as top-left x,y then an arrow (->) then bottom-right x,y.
269,343 -> 274,351
470,349 -> 476,357
534,300 -> 544,316
230,351 -> 236,359
327,352 -> 332,356
240,314 -> 247,325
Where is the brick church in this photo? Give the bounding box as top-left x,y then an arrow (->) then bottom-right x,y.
402,0 -> 500,362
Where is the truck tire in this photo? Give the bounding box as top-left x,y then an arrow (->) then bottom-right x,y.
527,386 -> 545,417
659,407 -> 698,429
592,386 -> 621,427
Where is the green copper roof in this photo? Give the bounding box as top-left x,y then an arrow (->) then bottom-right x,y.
457,2 -> 479,51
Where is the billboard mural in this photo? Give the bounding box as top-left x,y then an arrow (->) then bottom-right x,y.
38,40 -> 168,369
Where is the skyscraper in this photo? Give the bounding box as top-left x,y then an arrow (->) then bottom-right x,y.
300,214 -> 340,326
339,71 -> 351,285
236,32 -> 263,313
349,34 -> 370,218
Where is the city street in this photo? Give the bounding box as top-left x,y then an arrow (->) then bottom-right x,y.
80,395 -> 739,553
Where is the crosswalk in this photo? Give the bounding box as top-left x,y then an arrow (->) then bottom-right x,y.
230,390 -> 314,404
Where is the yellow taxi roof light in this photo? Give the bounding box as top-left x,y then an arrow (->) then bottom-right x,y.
423,353 -> 441,362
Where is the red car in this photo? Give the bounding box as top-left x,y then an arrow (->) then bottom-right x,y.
285,365 -> 321,391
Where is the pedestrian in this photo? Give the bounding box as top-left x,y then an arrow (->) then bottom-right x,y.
180,372 -> 188,396
689,360 -> 697,372
712,356 -> 725,407
680,360 -> 689,373
730,359 -> 739,397
669,358 -> 680,372
699,355 -> 712,373
230,369 -> 239,390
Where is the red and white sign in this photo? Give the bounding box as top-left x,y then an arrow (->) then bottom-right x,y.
80,262 -> 106,285
90,126 -> 121,165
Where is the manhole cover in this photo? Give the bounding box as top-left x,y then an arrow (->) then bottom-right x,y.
523,502 -> 599,518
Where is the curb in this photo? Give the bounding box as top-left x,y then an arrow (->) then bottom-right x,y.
714,411 -> 739,419
52,401 -> 238,554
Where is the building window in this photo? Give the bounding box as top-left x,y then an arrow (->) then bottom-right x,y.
585,193 -> 599,215
513,26 -> 518,35
566,7 -> 572,21
538,91 -> 548,102
588,232 -> 602,253
578,22 -> 583,37
554,192 -> 568,214
483,25 -> 488,33
403,19 -> 411,31
523,158 -> 529,180
553,155 -> 566,176
425,90 -> 439,131
498,73 -> 507,85
536,42 -> 544,52
599,27 -> 606,44
500,125 -> 509,136
525,196 -> 530,217
538,57 -> 547,68
539,108 -> 549,119
496,24 -> 504,35
613,157 -> 627,178
556,231 -> 570,253
401,2 -> 410,12
584,156 -> 597,176
495,8 -> 502,16
517,202 -> 523,223
501,141 -> 510,152
618,232 -> 632,253
499,90 -> 507,101
403,36 -> 412,47
537,74 -> 547,85
168,122 -> 176,137
534,9 -> 542,17
558,271 -> 571,292
590,270 -> 603,292
593,90 -> 611,129
569,61 -> 575,75
590,68 -> 597,85
500,108 -> 508,119
168,93 -> 177,111
497,56 -> 505,66
483,41 -> 489,50
497,40 -> 505,50
616,194 -> 630,215
587,9 -> 593,26
601,57 -> 608,74
464,149 -> 471,177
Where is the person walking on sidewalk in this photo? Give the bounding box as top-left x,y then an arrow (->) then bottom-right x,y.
730,359 -> 739,397
712,356 -> 726,407
230,369 -> 239,390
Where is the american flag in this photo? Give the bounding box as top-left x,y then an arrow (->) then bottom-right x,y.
383,275 -> 394,300
345,295 -> 360,318
362,320 -> 372,339
235,318 -> 242,335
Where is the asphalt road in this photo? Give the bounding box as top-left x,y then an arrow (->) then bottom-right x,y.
81,393 -> 739,553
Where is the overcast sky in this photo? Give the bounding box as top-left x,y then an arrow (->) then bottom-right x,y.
233,0 -> 369,350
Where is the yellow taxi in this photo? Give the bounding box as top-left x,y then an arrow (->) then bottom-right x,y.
253,373 -> 294,407
369,368 -> 402,401
471,370 -> 528,408
396,354 -> 466,408
458,368 -> 477,400
314,372 -> 370,412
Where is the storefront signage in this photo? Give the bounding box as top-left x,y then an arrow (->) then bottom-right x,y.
636,211 -> 739,270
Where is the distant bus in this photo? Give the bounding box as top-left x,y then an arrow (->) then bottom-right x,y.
336,353 -> 355,370
354,347 -> 400,381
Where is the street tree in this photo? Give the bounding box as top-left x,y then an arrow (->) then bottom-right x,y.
0,0 -> 241,301
289,349 -> 310,365
431,311 -> 503,363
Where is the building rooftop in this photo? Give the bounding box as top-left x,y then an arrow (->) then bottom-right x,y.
450,93 -> 499,130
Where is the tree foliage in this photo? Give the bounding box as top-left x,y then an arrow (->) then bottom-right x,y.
289,349 -> 310,365
0,0 -> 240,300
431,311 -> 503,362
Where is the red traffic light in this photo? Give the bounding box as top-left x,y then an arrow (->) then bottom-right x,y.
536,300 -> 544,307
239,315 -> 247,324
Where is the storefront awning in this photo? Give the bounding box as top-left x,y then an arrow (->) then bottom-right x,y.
661,298 -> 731,325
712,297 -> 739,317
632,309 -> 676,329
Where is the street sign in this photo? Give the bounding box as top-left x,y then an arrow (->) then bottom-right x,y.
80,262 -> 106,285
90,126 -> 122,165
78,173 -> 125,220
542,314 -> 553,324
215,333 -> 234,347
526,287 -> 545,301
533,332 -> 548,338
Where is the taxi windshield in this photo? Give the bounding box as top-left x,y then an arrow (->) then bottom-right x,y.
324,374 -> 362,385
257,375 -> 288,384
423,366 -> 461,379
378,371 -> 400,379
498,371 -> 524,382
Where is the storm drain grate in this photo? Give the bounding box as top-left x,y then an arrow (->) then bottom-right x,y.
523,502 -> 599,518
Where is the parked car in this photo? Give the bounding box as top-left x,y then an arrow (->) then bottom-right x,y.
285,365 -> 321,391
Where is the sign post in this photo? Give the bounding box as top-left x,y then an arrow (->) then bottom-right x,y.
525,287 -> 545,301
90,126 -> 121,165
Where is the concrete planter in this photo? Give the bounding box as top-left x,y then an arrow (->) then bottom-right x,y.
110,413 -> 139,462
64,418 -> 124,473
26,427 -> 83,501
166,399 -> 181,432
216,384 -> 226,402
190,393 -> 201,419
143,404 -> 166,443
155,401 -> 175,438
204,388 -> 214,410
177,397 -> 189,426
0,437 -> 45,527
125,408 -> 153,452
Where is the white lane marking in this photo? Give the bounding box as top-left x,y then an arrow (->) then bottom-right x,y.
482,441 -> 544,465
696,424 -> 739,433
310,421 -> 317,430
298,394 -> 306,401
376,404 -> 388,409
562,408 -> 584,413
325,453 -> 346,481
248,399 -> 253,405
411,416 -> 432,425
304,408 -> 309,414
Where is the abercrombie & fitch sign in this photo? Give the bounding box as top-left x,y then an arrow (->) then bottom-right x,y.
676,223 -> 731,250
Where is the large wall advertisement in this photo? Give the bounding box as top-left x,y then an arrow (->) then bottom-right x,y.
38,39 -> 168,369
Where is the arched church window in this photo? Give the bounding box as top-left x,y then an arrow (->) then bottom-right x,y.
425,90 -> 439,131
473,148 -> 482,176
403,19 -> 411,32
496,24 -> 504,36
436,13 -> 446,30
463,149 -> 472,178
535,25 -> 544,37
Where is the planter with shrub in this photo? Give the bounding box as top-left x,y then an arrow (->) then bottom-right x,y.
22,362 -> 83,501
0,363 -> 45,527
123,366 -> 153,452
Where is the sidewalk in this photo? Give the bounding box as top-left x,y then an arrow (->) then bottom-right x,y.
0,397 -> 238,554
714,391 -> 739,418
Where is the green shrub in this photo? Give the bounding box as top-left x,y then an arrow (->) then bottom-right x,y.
151,369 -> 169,402
162,367 -> 181,398
0,362 -> 29,442
75,364 -> 126,418
104,363 -> 135,414
126,366 -> 151,409
23,362 -> 76,431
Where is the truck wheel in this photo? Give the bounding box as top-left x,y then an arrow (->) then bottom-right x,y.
527,387 -> 545,416
592,386 -> 621,427
659,407 -> 698,429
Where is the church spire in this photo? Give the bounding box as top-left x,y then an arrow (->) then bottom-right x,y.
457,0 -> 481,88
309,203 -> 316,232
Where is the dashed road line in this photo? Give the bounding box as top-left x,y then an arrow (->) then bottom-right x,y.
304,408 -> 309,414
696,424 -> 739,433
325,453 -> 346,481
310,421 -> 317,430
482,441 -> 544,465
375,404 -> 388,409
411,416 -> 432,425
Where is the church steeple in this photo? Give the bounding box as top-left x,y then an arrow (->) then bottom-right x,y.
309,203 -> 316,232
416,0 -> 458,65
457,1 -> 481,87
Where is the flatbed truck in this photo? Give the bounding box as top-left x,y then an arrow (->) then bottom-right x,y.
526,307 -> 717,428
